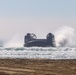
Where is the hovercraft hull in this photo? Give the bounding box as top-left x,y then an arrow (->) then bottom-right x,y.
24,33 -> 55,47
24,39 -> 55,47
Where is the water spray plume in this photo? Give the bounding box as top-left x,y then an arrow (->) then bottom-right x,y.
4,35 -> 23,48
4,26 -> 76,48
55,26 -> 76,47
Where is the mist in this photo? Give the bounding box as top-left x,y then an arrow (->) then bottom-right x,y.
3,25 -> 76,48
55,26 -> 76,47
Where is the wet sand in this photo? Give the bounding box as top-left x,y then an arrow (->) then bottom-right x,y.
0,59 -> 75,75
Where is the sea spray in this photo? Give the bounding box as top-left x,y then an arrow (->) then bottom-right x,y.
4,35 -> 23,48
55,26 -> 76,47
4,26 -> 76,48
1,26 -> 76,59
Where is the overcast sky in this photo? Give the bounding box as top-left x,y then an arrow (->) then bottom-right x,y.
0,0 -> 76,40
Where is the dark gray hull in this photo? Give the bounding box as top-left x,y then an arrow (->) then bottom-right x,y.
24,33 -> 56,47
24,39 -> 55,47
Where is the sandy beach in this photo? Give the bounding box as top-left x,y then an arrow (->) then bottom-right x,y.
0,59 -> 75,75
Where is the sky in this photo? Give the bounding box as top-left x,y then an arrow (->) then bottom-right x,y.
0,0 -> 76,40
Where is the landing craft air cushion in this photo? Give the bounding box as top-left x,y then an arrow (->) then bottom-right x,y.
24,33 -> 56,47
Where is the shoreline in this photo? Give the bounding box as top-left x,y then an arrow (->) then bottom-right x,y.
0,59 -> 76,75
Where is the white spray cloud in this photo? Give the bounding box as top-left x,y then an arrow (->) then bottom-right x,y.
55,26 -> 76,47
4,26 -> 76,48
4,34 -> 23,48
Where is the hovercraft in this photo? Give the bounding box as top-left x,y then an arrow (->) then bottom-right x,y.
24,33 -> 56,47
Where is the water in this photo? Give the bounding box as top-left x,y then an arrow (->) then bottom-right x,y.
0,47 -> 76,59
0,26 -> 76,59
